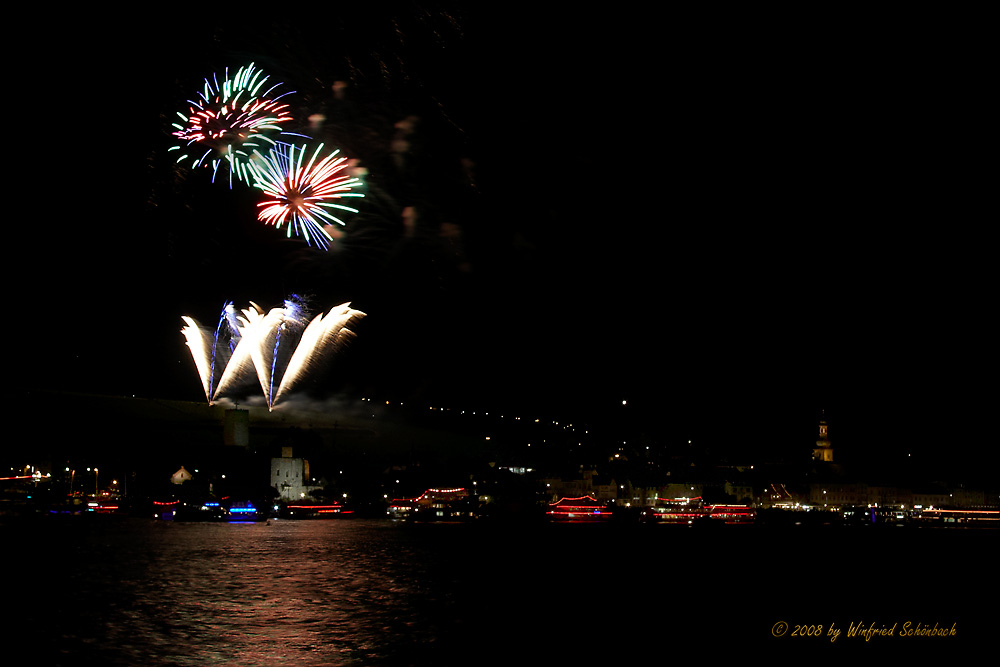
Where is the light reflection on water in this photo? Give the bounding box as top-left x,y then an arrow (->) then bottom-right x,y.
16,519 -> 474,666
9,517 -> 995,663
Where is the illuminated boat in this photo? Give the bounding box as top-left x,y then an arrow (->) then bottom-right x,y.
640,497 -> 755,525
706,504 -> 756,524
640,496 -> 707,524
280,502 -> 353,519
546,495 -> 613,522
84,501 -> 128,516
226,501 -> 266,521
163,500 -> 229,521
387,498 -> 415,520
154,499 -> 266,521
910,507 -> 1000,527
389,487 -> 475,522
152,499 -> 181,520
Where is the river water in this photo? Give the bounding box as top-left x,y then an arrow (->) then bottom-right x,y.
5,517 -> 994,664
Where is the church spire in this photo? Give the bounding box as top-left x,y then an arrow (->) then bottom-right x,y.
812,410 -> 834,462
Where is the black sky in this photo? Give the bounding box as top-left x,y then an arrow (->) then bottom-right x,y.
11,7 -> 992,471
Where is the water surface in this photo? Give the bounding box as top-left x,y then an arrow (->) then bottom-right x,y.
7,517 -> 993,664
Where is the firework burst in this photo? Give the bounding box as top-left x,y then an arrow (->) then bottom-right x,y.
182,299 -> 365,409
248,142 -> 365,250
169,63 -> 308,187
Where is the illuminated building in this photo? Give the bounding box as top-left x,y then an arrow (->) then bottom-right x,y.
171,466 -> 193,485
812,411 -> 834,463
270,447 -> 322,501
540,468 -> 618,503
809,483 -> 866,506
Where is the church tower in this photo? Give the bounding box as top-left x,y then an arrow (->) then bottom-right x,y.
812,410 -> 834,462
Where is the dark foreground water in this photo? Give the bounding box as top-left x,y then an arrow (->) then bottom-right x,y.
4,517 -> 996,664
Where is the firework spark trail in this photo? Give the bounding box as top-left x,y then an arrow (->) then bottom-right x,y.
181,317 -> 215,403
268,298 -> 310,407
247,307 -> 283,406
212,304 -> 265,402
248,298 -> 311,409
224,304 -> 243,352
181,303 -> 244,402
272,304 -> 366,408
169,63 -> 310,187
249,142 -> 365,249
208,302 -> 240,399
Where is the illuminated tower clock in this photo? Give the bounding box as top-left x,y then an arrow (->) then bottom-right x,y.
812,411 -> 834,462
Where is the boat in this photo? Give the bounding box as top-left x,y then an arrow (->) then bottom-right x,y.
389,487 -> 476,522
153,499 -> 268,522
706,504 -> 756,524
640,496 -> 755,525
640,496 -> 706,525
546,495 -> 613,522
280,502 -> 353,519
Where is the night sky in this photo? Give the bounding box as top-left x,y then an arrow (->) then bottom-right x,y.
11,7 -> 992,475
